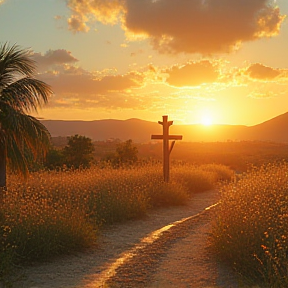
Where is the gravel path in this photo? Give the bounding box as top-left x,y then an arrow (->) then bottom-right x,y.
7,190 -> 243,288
106,203 -> 241,288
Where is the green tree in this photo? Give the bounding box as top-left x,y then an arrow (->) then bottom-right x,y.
63,135 -> 94,168
0,43 -> 52,197
45,148 -> 65,170
104,139 -> 138,167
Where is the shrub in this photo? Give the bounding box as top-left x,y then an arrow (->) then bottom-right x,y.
172,164 -> 225,194
199,163 -> 234,182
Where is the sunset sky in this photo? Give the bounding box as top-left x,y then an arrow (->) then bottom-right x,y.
1,0 -> 288,125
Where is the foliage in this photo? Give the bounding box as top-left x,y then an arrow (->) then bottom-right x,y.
63,134 -> 94,168
45,148 -> 65,170
0,163 -> 230,278
212,162 -> 288,287
54,139 -> 288,172
103,139 -> 138,167
0,43 -> 52,187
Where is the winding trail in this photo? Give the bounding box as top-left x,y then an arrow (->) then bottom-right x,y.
11,190 -> 242,288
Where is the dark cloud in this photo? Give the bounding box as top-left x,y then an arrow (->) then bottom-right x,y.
246,63 -> 282,80
125,0 -> 284,54
32,49 -> 78,72
65,0 -> 285,54
165,60 -> 219,87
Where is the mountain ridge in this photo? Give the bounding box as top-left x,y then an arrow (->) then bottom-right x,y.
41,112 -> 288,143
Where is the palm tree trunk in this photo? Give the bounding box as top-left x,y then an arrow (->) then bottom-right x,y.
0,142 -> 6,204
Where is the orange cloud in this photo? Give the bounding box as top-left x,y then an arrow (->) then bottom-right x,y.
34,47 -> 288,112
66,0 -> 125,33
39,71 -> 146,110
65,0 -> 285,54
41,69 -> 143,95
165,60 -> 219,87
246,63 -> 282,80
31,48 -> 147,110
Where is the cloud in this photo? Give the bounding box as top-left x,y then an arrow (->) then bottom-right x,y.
34,49 -> 287,112
164,60 -> 219,87
125,0 -> 285,54
65,0 -> 285,54
68,15 -> 90,33
30,47 -> 149,110
39,66 -> 144,103
245,63 -> 282,80
66,0 -> 125,33
32,49 -> 79,72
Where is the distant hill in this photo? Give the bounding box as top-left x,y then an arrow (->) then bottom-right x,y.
41,112 -> 288,143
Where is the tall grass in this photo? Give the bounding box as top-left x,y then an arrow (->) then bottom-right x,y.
212,162 -> 288,287
0,163 -> 232,279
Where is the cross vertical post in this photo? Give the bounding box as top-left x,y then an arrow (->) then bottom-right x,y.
151,115 -> 182,182
162,115 -> 172,182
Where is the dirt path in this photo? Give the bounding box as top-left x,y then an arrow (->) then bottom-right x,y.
8,190 -> 243,288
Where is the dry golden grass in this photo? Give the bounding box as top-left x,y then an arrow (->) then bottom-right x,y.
0,163 -> 232,279
212,162 -> 288,287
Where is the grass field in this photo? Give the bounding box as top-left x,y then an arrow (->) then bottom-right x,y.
0,163 -> 233,279
212,162 -> 288,287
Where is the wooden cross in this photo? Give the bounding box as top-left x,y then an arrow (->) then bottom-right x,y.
151,115 -> 182,182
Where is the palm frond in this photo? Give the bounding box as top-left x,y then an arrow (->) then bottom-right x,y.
3,104 -> 50,150
1,103 -> 50,176
0,43 -> 52,179
0,43 -> 35,88
1,77 -> 52,112
5,135 -> 29,177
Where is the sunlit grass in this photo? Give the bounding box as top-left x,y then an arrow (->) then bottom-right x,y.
212,162 -> 288,287
0,163 -> 231,279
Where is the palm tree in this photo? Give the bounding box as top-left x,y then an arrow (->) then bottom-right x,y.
0,43 -> 52,200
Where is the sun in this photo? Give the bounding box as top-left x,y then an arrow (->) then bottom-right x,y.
200,114 -> 213,126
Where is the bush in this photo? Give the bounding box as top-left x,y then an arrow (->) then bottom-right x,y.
172,164 -> 231,194
199,163 -> 234,182
45,148 -> 65,169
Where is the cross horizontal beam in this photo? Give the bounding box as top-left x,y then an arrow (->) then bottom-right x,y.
151,135 -> 183,140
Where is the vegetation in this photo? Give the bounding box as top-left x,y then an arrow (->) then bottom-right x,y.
45,135 -> 95,169
143,141 -> 288,172
48,139 -> 288,172
102,139 -> 138,167
212,162 -> 288,287
0,43 -> 52,192
0,163 -> 232,279
47,137 -> 288,172
63,134 -> 94,168
45,148 -> 65,170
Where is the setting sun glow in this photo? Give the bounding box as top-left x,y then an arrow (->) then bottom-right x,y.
198,109 -> 214,126
2,1 -> 287,126
201,115 -> 213,126
201,114 -> 213,126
